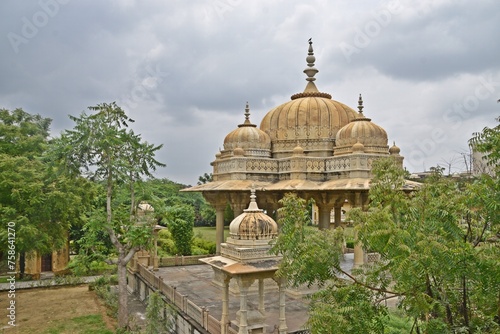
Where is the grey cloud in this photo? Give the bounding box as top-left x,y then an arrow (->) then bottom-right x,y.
0,0 -> 498,184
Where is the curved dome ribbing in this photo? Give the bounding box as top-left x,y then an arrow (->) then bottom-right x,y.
223,103 -> 271,157
260,96 -> 358,142
335,95 -> 389,155
229,190 -> 278,240
259,40 -> 358,157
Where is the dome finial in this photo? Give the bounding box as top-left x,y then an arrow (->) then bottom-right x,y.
244,101 -> 250,123
239,101 -> 256,127
246,185 -> 260,211
303,38 -> 319,84
358,94 -> 364,115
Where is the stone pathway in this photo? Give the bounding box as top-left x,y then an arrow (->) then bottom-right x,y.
0,275 -> 100,291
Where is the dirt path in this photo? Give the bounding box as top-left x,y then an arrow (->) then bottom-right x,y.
0,285 -> 116,333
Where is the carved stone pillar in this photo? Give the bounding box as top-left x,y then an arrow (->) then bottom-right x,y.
333,206 -> 342,228
354,229 -> 364,267
236,277 -> 254,334
215,204 -> 225,255
353,191 -> 369,266
258,279 -> 265,315
221,274 -> 231,334
318,204 -> 334,230
276,277 -> 288,334
203,192 -> 228,255
152,232 -> 159,271
313,193 -> 339,230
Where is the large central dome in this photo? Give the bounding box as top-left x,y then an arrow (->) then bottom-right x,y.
260,40 -> 358,158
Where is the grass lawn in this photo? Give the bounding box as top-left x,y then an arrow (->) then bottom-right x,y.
194,226 -> 229,243
0,285 -> 115,333
41,314 -> 113,334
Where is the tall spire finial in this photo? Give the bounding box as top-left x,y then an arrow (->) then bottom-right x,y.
358,94 -> 364,114
304,38 -> 318,83
244,101 -> 250,122
238,101 -> 257,128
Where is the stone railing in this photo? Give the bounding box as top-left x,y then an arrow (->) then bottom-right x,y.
159,254 -> 210,267
136,264 -> 220,333
214,154 -> 363,180
220,245 -> 277,261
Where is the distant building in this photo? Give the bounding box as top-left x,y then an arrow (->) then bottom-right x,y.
18,235 -> 69,279
472,149 -> 495,176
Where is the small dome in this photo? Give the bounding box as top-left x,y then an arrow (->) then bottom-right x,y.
233,147 -> 245,156
223,103 -> 271,157
389,142 -> 401,155
335,95 -> 388,156
229,189 -> 278,241
352,141 -> 365,153
293,144 -> 305,155
137,201 -> 154,218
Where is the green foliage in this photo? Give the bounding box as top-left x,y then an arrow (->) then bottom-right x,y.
90,275 -> 119,320
50,102 -> 165,328
0,108 -> 94,265
166,204 -> 194,255
308,284 -> 386,334
384,310 -> 413,333
197,172 -> 213,185
192,236 -> 216,255
93,285 -> 118,318
352,157 -> 500,333
145,292 -> 171,334
470,116 -> 500,172
192,226 -> 229,244
143,178 -> 215,226
273,152 -> 500,333
157,230 -> 176,256
41,314 -> 114,334
199,205 -> 216,226
68,255 -> 115,276
271,193 -> 344,288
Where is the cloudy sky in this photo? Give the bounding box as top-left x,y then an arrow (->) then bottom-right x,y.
2,0 -> 499,185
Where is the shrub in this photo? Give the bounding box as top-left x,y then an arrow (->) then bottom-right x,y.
68,256 -> 116,276
90,275 -> 119,317
157,238 -> 176,256
192,237 -> 216,255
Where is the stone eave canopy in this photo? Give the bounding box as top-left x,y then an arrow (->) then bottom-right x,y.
181,178 -> 421,193
199,255 -> 280,276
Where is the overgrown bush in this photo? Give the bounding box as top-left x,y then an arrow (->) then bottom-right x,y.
192,237 -> 215,255
90,275 -> 119,317
166,205 -> 194,255
68,255 -> 116,276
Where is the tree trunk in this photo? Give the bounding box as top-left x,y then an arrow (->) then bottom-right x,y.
117,254 -> 129,329
462,275 -> 470,331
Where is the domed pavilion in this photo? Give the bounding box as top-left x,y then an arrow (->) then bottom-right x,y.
184,40 -> 418,265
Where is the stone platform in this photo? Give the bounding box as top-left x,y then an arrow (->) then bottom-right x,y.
151,253 -> 355,332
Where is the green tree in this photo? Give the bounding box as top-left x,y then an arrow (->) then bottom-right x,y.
270,194 -> 386,333
272,156 -> 500,333
197,172 -> 213,185
165,204 -> 194,255
471,116 -> 500,171
143,178 -> 215,226
50,102 -> 164,329
0,108 -> 93,277
356,159 -> 500,333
